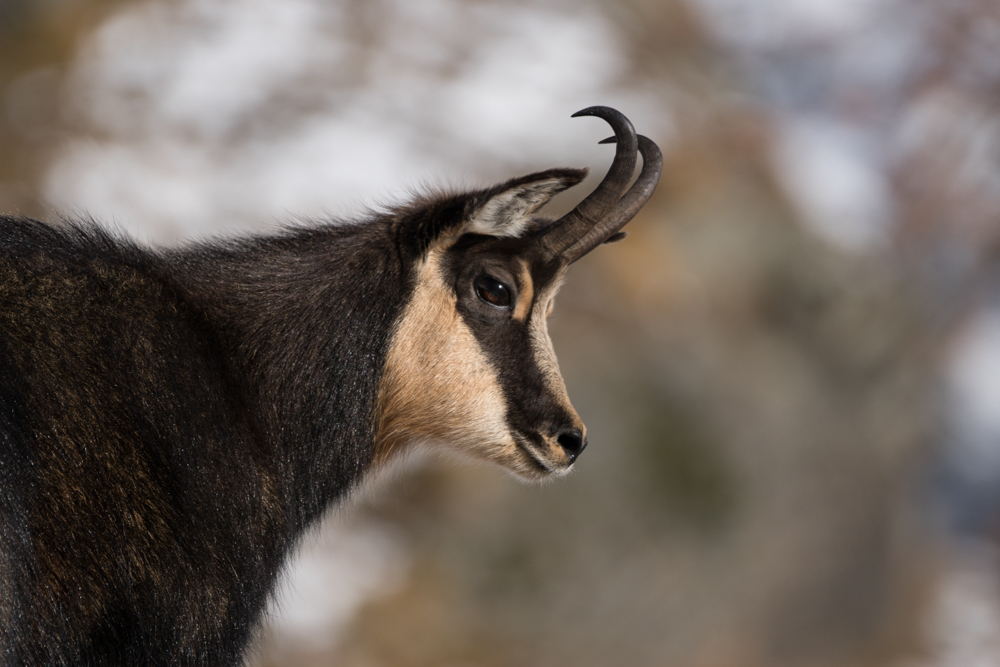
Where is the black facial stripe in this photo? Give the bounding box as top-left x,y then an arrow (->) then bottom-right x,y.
485,322 -> 576,439
439,233 -> 573,442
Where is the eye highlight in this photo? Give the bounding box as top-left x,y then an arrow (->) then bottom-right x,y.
474,275 -> 512,309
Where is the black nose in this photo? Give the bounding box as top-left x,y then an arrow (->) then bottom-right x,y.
556,428 -> 587,463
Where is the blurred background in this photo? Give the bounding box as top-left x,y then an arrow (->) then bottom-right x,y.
3,0 -> 1000,664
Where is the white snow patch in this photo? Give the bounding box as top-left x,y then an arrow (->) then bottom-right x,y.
907,543 -> 1000,667
692,0 -> 889,48
264,517 -> 409,651
67,0 -> 343,139
770,115 -> 891,250
946,308 -> 1000,483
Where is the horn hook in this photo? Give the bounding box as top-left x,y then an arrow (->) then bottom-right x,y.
560,133 -> 662,264
538,106 -> 639,258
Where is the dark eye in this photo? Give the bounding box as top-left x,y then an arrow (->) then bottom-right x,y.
474,275 -> 512,309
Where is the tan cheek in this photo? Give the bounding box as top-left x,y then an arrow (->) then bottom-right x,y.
530,303 -> 574,413
374,252 -> 515,466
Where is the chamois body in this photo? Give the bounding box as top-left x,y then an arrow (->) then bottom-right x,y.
0,216 -> 405,664
0,107 -> 661,665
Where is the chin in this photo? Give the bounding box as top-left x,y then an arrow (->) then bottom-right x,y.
501,450 -> 575,482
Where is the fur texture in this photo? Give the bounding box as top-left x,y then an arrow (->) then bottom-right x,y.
0,166 -> 589,665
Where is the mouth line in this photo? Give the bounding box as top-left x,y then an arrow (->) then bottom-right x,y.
512,432 -> 555,474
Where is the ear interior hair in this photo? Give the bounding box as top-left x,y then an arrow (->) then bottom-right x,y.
465,168 -> 587,238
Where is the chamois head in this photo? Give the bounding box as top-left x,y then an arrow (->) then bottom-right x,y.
376,107 -> 662,480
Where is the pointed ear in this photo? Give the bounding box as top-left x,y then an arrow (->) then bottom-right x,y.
465,168 -> 587,238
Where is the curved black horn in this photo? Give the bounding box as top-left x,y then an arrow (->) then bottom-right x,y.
538,106 -> 638,257
560,134 -> 663,264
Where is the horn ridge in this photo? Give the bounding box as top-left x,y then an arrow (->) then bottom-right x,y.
561,134 -> 663,265
539,106 -> 638,257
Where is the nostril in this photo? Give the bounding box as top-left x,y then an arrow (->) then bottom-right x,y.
556,428 -> 587,463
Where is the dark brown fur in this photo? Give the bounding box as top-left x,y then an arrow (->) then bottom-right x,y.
0,167 -> 588,665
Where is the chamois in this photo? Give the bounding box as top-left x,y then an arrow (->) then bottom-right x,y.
0,107 -> 661,665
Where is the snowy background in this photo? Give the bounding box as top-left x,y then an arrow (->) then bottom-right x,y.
4,0 -> 1000,664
